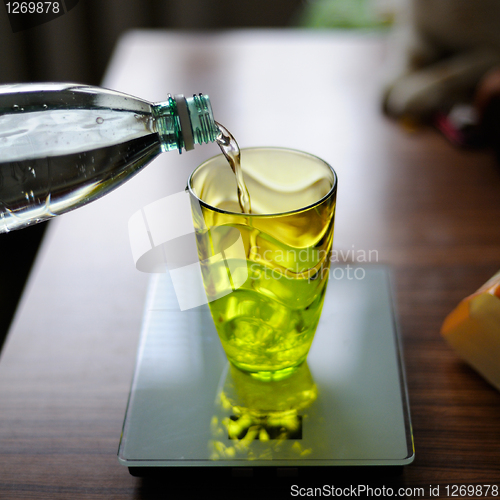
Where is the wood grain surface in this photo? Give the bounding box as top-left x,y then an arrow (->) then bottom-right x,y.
0,30 -> 499,499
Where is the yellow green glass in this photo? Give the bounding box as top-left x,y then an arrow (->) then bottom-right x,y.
188,147 -> 337,379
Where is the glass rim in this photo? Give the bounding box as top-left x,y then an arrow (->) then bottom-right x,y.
187,146 -> 337,217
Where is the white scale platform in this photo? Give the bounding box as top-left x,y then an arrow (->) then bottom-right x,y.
118,265 -> 414,471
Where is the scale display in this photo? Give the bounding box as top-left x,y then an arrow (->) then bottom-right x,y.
118,265 -> 414,469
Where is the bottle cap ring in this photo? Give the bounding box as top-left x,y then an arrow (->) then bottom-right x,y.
174,94 -> 194,151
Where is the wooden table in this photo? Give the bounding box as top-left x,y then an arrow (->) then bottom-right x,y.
1,30 -> 499,499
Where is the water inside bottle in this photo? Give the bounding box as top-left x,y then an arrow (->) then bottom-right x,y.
0,106 -> 164,232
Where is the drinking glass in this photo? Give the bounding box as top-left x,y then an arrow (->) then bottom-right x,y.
188,147 -> 337,380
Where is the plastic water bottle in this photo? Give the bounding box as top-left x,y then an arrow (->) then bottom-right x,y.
0,82 -> 219,232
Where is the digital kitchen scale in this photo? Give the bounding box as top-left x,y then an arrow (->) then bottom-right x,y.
118,265 -> 414,475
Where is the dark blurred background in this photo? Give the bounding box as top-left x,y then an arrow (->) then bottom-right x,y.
0,0 -> 305,86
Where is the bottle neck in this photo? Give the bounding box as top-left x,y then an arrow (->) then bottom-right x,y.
152,94 -> 218,153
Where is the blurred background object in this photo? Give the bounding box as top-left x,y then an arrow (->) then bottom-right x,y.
294,0 -> 399,29
381,0 -> 500,156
